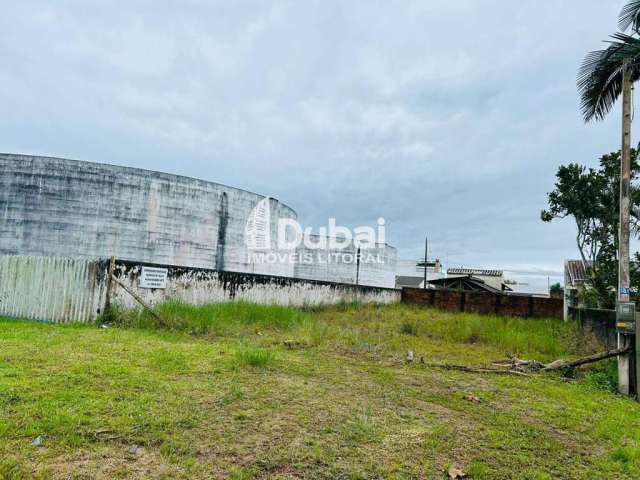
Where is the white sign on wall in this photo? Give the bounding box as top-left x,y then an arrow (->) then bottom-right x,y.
139,267 -> 168,289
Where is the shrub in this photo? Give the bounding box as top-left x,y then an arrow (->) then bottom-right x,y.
583,359 -> 618,393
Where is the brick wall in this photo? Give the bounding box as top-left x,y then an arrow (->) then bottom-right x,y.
401,287 -> 563,319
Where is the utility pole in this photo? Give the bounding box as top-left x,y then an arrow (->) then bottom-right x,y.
423,236 -> 428,289
355,246 -> 361,286
618,58 -> 634,395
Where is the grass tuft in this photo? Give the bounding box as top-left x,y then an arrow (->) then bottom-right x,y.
228,466 -> 257,480
234,347 -> 276,368
344,411 -> 379,444
399,320 -> 418,335
468,461 -> 490,479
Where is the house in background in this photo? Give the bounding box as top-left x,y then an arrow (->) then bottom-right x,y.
564,260 -> 589,290
395,259 -> 444,289
564,259 -> 589,320
446,268 -> 506,291
427,275 -> 512,293
395,276 -> 426,289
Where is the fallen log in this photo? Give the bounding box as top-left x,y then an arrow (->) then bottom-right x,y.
492,347 -> 632,373
420,362 -> 531,377
541,347 -> 632,371
406,347 -> 632,379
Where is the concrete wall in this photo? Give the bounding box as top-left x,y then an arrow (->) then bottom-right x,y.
112,259 -> 400,310
293,235 -> 397,288
0,256 -> 400,323
567,307 -> 617,349
401,287 -> 563,319
1,154 -> 398,287
0,154 -> 297,277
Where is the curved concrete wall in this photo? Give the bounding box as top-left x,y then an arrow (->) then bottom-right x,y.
1,153 -> 398,287
294,235 -> 397,288
0,154 -> 297,276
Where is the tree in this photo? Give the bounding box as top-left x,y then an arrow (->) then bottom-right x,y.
577,32 -> 640,122
578,0 -> 640,395
620,1 -> 640,35
577,0 -> 640,123
541,150 -> 640,307
549,283 -> 563,297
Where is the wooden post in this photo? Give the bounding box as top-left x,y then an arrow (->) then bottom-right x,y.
105,256 -> 115,313
110,275 -> 168,327
619,59 -> 633,395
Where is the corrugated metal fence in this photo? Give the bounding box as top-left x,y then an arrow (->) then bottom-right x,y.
0,256 -> 106,323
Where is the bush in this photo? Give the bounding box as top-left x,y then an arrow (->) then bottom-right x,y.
583,359 -> 618,393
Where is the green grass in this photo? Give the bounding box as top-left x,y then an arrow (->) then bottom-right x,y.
311,303 -> 587,360
234,347 -> 276,368
399,319 -> 419,336
110,300 -> 309,335
0,303 -> 639,479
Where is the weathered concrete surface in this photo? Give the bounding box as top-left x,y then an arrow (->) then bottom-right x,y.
1,153 -> 398,287
0,154 -> 297,277
293,235 -> 397,288
112,260 -> 400,310
0,255 -> 400,323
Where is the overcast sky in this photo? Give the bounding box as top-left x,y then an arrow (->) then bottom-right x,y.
1,1 -> 636,287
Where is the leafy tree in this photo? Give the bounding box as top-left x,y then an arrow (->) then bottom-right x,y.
549,282 -> 563,296
541,150 -> 640,307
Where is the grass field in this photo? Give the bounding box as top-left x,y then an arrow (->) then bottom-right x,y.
1,302 -> 639,479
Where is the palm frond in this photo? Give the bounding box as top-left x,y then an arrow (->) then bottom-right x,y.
577,33 -> 640,122
620,1 -> 640,32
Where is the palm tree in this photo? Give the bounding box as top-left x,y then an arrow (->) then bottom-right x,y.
577,33 -> 640,122
577,2 -> 640,122
620,1 -> 640,34
577,0 -> 640,396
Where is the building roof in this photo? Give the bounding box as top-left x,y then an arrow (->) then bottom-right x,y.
395,275 -> 424,288
564,260 -> 591,287
447,268 -> 503,277
416,260 -> 440,268
428,275 -> 506,294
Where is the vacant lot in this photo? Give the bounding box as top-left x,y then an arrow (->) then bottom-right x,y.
1,303 -> 639,479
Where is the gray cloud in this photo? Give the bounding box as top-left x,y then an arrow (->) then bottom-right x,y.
0,0 -> 633,288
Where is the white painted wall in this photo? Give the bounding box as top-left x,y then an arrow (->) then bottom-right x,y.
0,256 -> 400,323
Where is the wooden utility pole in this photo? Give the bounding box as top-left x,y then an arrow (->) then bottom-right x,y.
619,59 -> 633,395
423,236 -> 428,289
